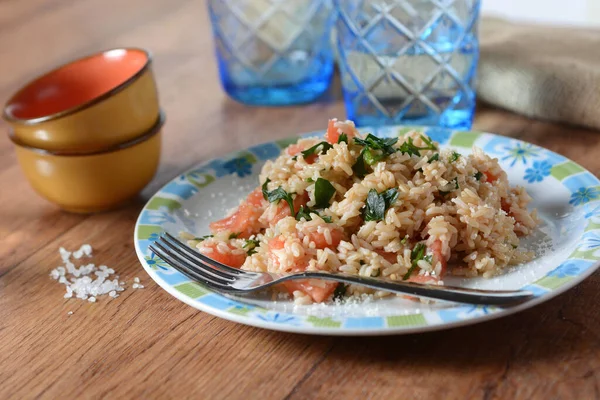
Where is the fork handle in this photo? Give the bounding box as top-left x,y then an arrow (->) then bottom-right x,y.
281,272 -> 533,306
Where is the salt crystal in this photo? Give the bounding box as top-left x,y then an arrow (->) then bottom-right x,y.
88,296 -> 96,303
56,266 -> 66,276
137,285 -> 144,289
210,193 -> 216,198
58,276 -> 68,284
73,244 -> 92,259
50,269 -> 60,280
59,247 -> 71,262
132,283 -> 139,289
67,311 -> 73,315
109,290 -> 117,297
134,277 -> 140,283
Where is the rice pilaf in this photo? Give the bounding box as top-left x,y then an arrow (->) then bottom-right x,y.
189,119 -> 538,304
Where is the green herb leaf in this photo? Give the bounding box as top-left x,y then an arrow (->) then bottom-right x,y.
403,242 -> 427,280
243,239 -> 260,256
450,151 -> 461,162
419,135 -> 437,150
400,236 -> 408,244
354,134 -> 398,155
352,150 -> 368,179
314,178 -> 336,208
261,178 -> 271,200
295,205 -> 333,223
333,283 -> 347,301
296,206 -> 312,221
363,148 -> 387,165
300,141 -> 333,159
338,133 -> 348,144
363,188 -> 398,221
306,177 -> 314,183
364,189 -> 386,222
228,232 -> 240,239
474,171 -> 483,181
265,187 -> 295,216
193,234 -> 213,241
398,135 -> 438,157
382,188 -> 399,209
429,153 -> 439,162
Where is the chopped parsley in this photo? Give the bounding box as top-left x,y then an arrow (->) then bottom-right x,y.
429,153 -> 439,162
474,171 -> 483,181
228,232 -> 240,239
449,151 -> 461,162
333,283 -> 347,301
398,135 -> 437,157
193,234 -> 213,241
400,236 -> 408,244
243,239 -> 260,255
338,133 -> 348,144
352,151 -> 368,179
354,134 -> 398,155
299,141 -> 333,159
352,134 -> 399,175
306,177 -> 315,183
295,205 -> 332,223
403,242 -> 427,280
262,178 -> 295,216
363,188 -> 399,221
314,178 -> 336,208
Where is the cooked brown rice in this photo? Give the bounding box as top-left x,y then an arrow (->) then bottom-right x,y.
194,119 -> 538,304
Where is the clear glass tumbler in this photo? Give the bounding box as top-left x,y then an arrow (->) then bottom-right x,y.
334,0 -> 481,128
208,0 -> 336,106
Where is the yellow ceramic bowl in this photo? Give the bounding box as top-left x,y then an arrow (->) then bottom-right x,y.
11,112 -> 164,213
3,48 -> 159,152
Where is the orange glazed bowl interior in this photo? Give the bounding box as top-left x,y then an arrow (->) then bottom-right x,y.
3,48 -> 160,152
5,48 -> 148,120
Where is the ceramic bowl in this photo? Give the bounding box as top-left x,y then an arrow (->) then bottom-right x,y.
3,48 -> 159,152
11,112 -> 164,213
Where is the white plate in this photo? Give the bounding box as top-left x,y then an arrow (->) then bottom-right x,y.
134,126 -> 600,335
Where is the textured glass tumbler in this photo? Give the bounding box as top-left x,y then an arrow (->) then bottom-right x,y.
334,0 -> 480,128
208,0 -> 335,106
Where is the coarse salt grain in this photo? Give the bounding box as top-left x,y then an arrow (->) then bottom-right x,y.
134,277 -> 140,283
67,311 -> 73,315
51,245 -> 127,303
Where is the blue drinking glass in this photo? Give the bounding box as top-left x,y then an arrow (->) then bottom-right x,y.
208,0 -> 336,106
334,0 -> 481,128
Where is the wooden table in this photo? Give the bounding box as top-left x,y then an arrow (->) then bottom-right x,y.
2,1 -> 600,399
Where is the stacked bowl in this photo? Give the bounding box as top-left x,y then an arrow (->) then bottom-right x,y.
4,48 -> 163,213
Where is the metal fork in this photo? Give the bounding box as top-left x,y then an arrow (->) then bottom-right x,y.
149,233 -> 534,306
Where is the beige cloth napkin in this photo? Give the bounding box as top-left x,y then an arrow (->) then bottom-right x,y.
479,18 -> 600,129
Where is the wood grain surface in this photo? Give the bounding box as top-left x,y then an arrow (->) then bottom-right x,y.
1,1 -> 600,399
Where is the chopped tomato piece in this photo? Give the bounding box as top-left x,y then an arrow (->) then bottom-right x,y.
270,192 -> 309,225
281,280 -> 339,303
246,187 -> 266,207
484,171 -> 498,182
286,143 -> 317,164
199,243 -> 246,268
406,275 -> 441,285
307,228 -> 343,250
429,239 -> 447,277
375,249 -> 398,264
209,188 -> 265,238
325,119 -> 356,144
